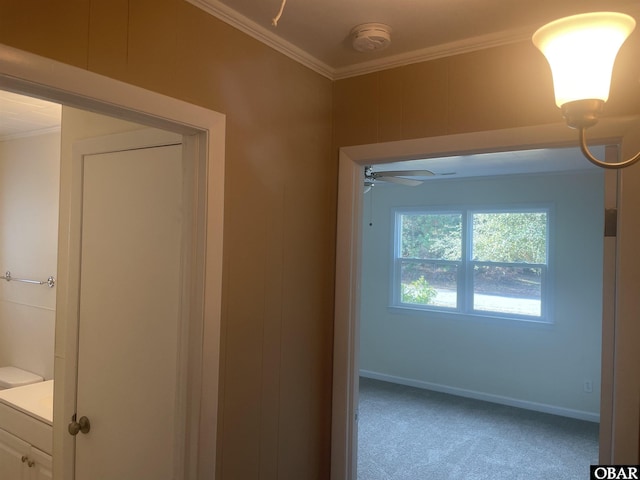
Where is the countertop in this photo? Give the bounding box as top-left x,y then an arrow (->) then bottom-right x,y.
0,380 -> 53,426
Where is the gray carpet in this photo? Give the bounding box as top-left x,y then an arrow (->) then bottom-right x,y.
357,377 -> 599,480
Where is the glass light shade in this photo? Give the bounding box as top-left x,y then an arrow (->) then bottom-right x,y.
532,12 -> 635,108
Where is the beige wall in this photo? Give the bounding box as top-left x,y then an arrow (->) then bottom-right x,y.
0,1 -> 334,478
0,132 -> 60,381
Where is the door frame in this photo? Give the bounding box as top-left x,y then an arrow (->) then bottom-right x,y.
0,44 -> 225,480
331,117 -> 640,479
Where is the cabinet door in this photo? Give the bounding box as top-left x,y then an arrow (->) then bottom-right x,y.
28,447 -> 52,480
0,428 -> 30,480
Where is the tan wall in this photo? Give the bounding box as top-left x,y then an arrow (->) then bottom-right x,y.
333,37 -> 640,147
0,1 -> 334,479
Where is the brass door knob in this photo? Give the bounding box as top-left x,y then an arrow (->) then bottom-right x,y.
68,415 -> 91,436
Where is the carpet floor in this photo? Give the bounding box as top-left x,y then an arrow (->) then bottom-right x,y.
357,377 -> 599,480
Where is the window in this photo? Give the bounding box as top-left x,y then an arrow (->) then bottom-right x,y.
393,207 -> 550,322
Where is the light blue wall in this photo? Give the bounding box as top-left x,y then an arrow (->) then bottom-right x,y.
360,170 -> 604,418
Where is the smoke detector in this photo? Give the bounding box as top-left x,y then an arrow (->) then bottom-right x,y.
351,23 -> 392,52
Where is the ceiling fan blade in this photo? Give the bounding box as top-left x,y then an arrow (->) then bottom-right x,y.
376,176 -> 423,187
373,169 -> 435,177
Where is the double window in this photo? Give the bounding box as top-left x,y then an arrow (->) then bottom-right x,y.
393,207 -> 550,322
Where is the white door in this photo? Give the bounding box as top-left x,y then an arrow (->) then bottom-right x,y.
73,142 -> 185,479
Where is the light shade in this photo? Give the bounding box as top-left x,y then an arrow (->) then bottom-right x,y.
532,12 -> 635,108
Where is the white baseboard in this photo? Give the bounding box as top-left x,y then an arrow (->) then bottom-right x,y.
359,370 -> 600,423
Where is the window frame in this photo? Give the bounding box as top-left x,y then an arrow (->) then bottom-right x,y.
391,204 -> 553,323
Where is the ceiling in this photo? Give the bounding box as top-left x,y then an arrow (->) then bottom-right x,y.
0,90 -> 61,140
187,0 -> 640,79
369,146 -> 601,186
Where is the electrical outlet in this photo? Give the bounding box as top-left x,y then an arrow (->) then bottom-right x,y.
584,380 -> 593,393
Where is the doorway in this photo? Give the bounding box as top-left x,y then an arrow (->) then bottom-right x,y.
331,120 -> 640,479
357,148 -> 605,478
0,45 -> 225,479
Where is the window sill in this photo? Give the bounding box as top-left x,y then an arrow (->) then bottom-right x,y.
387,305 -> 554,326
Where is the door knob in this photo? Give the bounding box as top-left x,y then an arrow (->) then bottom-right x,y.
68,415 -> 91,435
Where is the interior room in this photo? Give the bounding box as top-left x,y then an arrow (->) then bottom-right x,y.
357,148 -> 605,478
0,1 -> 639,479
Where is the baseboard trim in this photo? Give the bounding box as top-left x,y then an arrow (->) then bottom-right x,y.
360,370 -> 600,423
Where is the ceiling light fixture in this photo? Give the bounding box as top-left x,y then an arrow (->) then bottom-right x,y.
533,12 -> 638,169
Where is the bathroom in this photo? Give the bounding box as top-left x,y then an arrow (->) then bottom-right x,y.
0,91 -> 61,477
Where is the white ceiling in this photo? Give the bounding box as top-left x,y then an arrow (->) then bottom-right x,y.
370,146 -> 601,185
0,90 -> 61,140
187,0 -> 640,79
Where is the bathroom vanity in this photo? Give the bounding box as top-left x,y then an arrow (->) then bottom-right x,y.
0,381 -> 53,479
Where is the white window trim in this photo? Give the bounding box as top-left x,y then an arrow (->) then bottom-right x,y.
391,204 -> 553,323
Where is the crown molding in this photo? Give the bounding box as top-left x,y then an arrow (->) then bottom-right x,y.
186,0 -> 335,79
188,1 -> 640,81
333,27 -> 533,80
186,0 -> 532,81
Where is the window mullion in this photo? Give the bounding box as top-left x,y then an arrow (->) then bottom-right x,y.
393,211 -> 401,305
461,210 -> 470,313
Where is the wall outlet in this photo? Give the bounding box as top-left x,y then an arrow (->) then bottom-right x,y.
584,380 -> 593,393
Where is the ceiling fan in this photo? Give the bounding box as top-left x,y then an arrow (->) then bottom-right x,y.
364,165 -> 446,191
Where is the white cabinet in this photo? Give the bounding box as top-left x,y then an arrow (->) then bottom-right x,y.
0,427 -> 52,480
0,427 -> 26,480
28,446 -> 52,480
